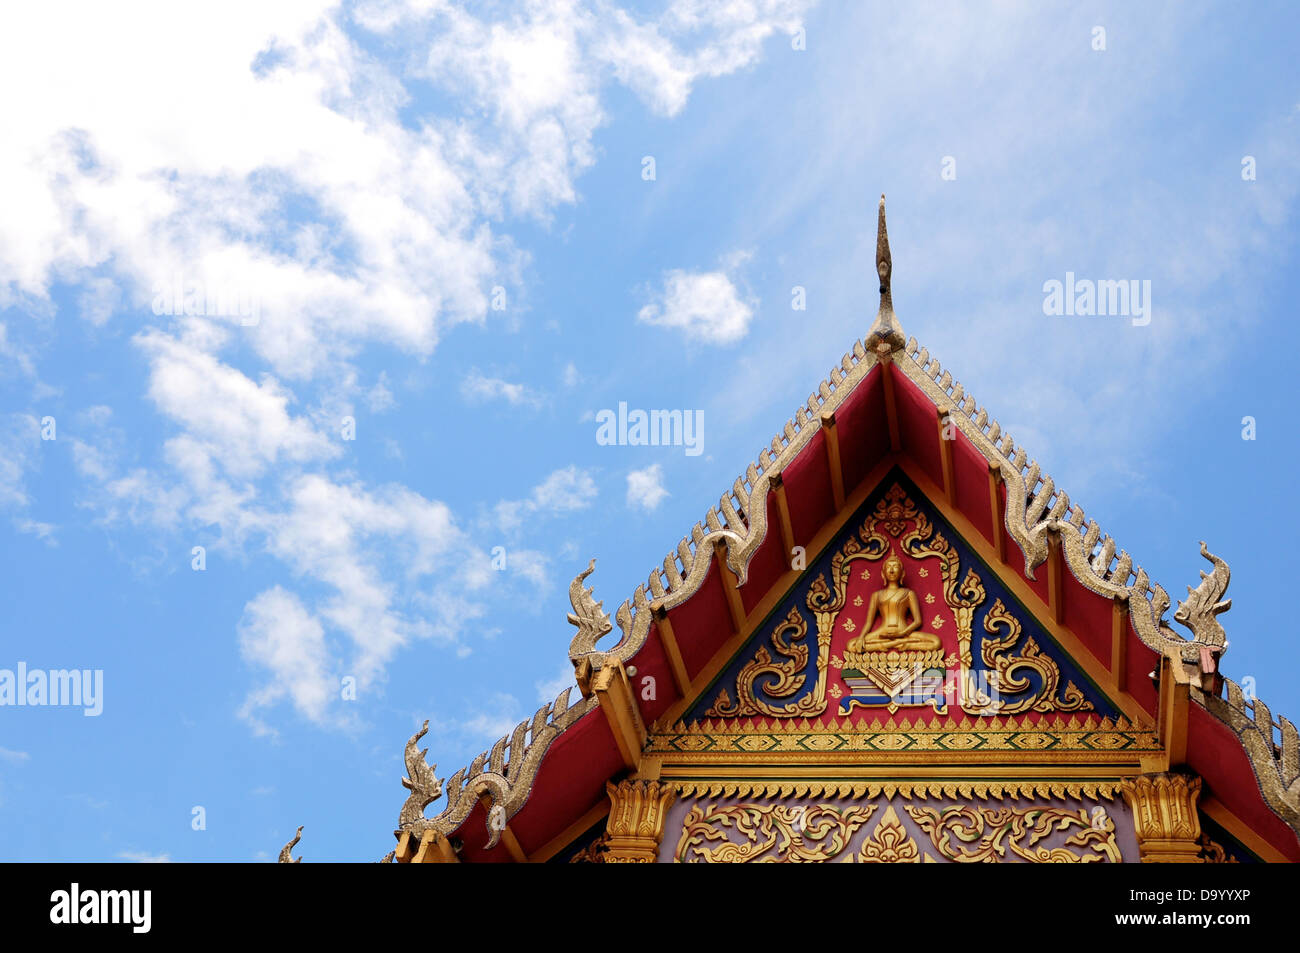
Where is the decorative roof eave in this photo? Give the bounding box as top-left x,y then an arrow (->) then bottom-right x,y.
1193,678 -> 1300,835
399,197 -> 1300,851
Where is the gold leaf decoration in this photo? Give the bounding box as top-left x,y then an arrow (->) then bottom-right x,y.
675,803 -> 876,863
906,805 -> 1121,863
981,599 -> 1093,715
706,607 -> 827,717
855,804 -> 920,863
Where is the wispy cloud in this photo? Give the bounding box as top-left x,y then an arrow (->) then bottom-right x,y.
461,370 -> 543,409
495,465 -> 598,532
117,851 -> 172,864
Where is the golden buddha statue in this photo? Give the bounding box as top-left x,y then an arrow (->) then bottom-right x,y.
846,554 -> 942,654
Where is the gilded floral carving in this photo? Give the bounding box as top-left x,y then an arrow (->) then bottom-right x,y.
674,796 -> 1123,863
981,599 -> 1092,715
706,606 -> 827,718
906,804 -> 1121,863
675,803 -> 876,863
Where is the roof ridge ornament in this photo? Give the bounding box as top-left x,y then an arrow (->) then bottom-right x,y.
278,825 -> 303,863
865,194 -> 905,355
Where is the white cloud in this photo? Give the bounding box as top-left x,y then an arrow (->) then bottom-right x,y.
461,369 -> 542,408
626,463 -> 669,511
597,0 -> 811,116
138,332 -> 337,480
0,747 -> 30,763
238,586 -> 335,731
494,464 -> 598,532
262,475 -> 489,690
637,254 -> 756,344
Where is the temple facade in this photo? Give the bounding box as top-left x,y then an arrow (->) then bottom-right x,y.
389,198 -> 1300,864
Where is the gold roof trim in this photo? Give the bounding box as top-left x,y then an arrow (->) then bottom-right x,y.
647,712 -> 1161,765
663,712 -> 1138,733
671,779 -> 1122,801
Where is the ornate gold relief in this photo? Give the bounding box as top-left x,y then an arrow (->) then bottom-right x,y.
649,713 -> 1157,764
846,554 -> 942,654
604,780 -> 677,863
906,804 -> 1121,863
675,789 -> 1122,863
833,487 -> 967,713
675,802 -> 876,863
854,804 -> 929,863
981,599 -> 1092,715
1120,772 -> 1204,863
672,779 -> 1124,802
872,483 -> 918,539
699,483 -> 1104,725
707,607 -> 826,718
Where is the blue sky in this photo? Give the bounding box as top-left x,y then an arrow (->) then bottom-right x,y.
1,1 -> 1298,861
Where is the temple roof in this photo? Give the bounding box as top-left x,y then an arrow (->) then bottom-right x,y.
396,198 -> 1300,863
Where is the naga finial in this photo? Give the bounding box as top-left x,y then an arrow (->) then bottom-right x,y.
278,825 -> 303,863
567,558 -> 613,654
1173,542 -> 1232,652
865,194 -> 905,354
399,720 -> 443,829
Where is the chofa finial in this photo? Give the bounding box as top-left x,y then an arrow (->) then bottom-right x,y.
865,193 -> 905,354
278,825 -> 303,863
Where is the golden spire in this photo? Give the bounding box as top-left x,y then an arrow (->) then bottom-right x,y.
865,194 -> 905,354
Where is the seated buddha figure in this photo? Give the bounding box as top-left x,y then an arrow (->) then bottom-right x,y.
846,554 -> 942,654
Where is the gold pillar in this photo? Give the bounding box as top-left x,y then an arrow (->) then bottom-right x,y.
1120,772 -> 1204,863
602,780 -> 677,863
